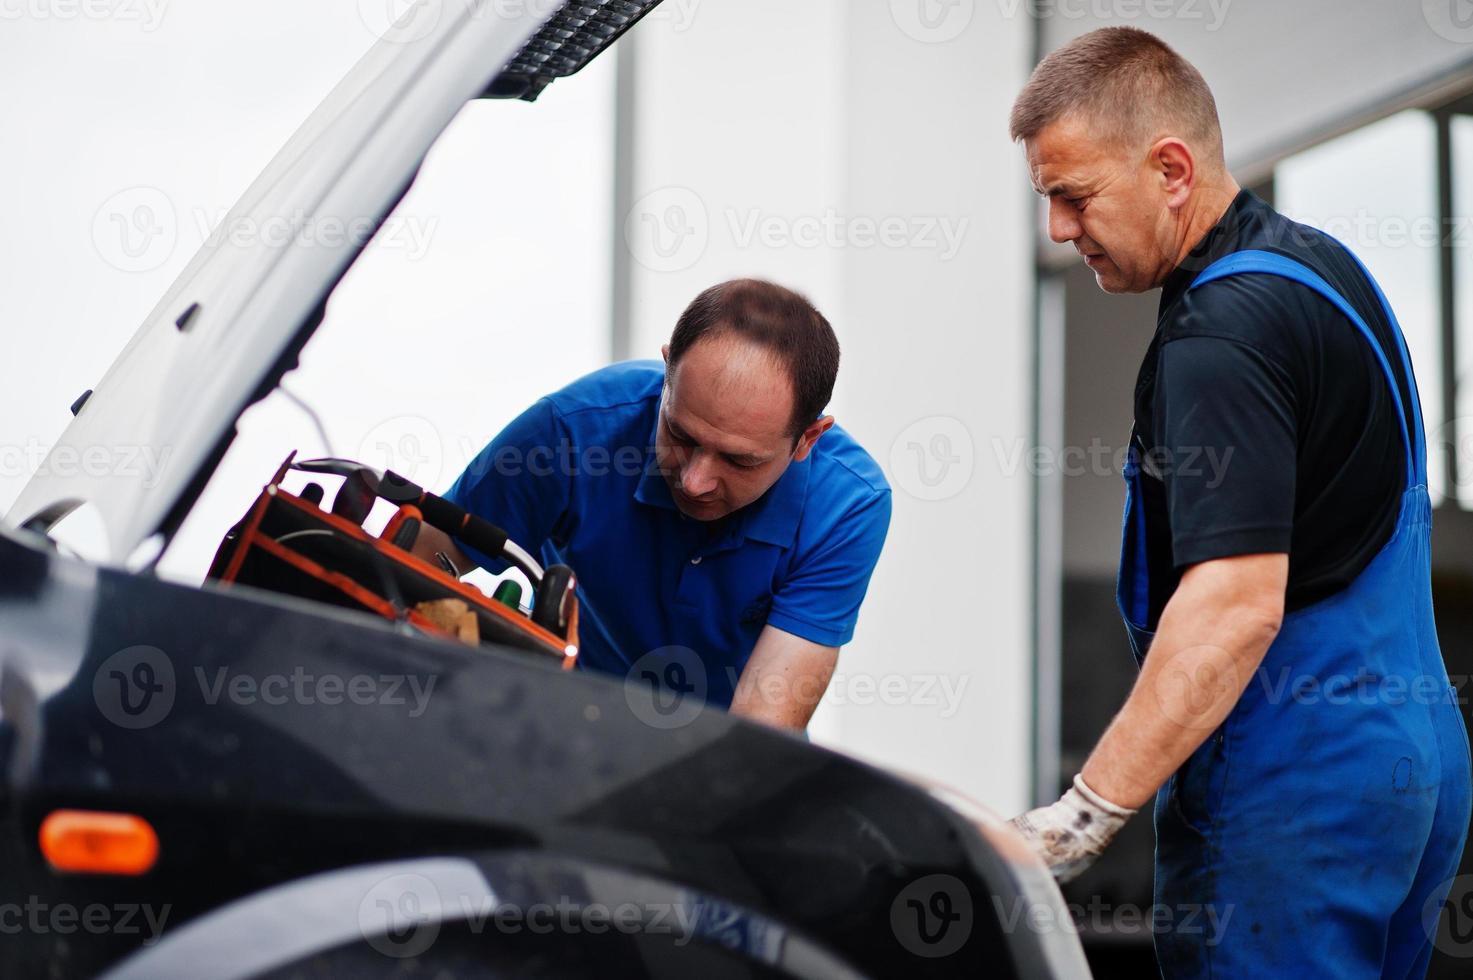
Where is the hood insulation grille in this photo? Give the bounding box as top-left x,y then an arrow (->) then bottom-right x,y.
484,0 -> 664,102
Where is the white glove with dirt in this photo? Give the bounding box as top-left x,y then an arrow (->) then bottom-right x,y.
1008,774 -> 1136,883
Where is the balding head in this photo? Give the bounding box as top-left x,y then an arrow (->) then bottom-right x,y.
656,279 -> 839,521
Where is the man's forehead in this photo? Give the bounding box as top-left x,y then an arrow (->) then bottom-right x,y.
666,342 -> 793,449
1027,154 -> 1079,195
663,393 -> 786,460
1025,116 -> 1104,193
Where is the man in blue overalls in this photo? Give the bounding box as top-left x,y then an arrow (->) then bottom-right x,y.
411,278 -> 891,732
1006,27 -> 1470,976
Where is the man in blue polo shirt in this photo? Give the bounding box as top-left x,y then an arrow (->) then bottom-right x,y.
411,279 -> 891,730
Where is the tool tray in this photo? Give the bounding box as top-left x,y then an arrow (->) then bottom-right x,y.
206,456 -> 577,667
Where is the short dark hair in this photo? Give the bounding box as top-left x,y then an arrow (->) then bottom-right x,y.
668,279 -> 840,439
1010,27 -> 1223,164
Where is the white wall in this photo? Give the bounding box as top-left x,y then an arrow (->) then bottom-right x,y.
624,0 -> 1035,813
622,0 -> 849,352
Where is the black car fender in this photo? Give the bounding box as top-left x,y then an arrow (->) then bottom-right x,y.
99,852 -> 865,980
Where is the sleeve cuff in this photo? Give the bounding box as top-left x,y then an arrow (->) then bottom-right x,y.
1173,526 -> 1291,568
764,610 -> 853,649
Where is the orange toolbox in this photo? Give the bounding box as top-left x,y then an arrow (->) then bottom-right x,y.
207,454 -> 578,668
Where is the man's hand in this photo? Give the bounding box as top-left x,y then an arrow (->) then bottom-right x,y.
729,625 -> 839,731
1010,554 -> 1284,884
1009,774 -> 1137,883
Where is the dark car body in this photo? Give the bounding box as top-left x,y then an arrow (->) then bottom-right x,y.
0,524 -> 1087,977
0,2 -> 1092,976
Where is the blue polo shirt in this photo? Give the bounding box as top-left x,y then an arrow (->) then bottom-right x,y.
443,360 -> 891,708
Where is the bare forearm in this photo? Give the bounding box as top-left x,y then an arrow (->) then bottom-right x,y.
729,691 -> 817,731
730,665 -> 831,731
730,683 -> 824,730
730,627 -> 838,731
1081,554 -> 1286,809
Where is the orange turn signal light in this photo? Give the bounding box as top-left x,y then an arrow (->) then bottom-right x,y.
39,810 -> 159,876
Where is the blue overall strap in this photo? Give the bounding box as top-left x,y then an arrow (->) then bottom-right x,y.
1335,241 -> 1428,460
1188,249 -> 1423,489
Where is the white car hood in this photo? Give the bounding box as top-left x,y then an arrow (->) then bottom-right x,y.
6,0 -> 659,563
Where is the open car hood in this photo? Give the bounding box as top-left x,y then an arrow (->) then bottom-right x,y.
6,0 -> 662,562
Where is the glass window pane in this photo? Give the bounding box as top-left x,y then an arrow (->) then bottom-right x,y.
1454,115 -> 1473,509
1276,110 -> 1445,504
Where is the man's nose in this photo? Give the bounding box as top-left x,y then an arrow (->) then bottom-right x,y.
681,452 -> 719,496
1047,196 -> 1081,245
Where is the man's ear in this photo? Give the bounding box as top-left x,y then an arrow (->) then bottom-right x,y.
1152,137 -> 1196,211
661,344 -> 671,366
792,416 -> 836,462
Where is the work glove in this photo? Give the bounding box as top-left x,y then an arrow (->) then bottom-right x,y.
1008,774 -> 1136,883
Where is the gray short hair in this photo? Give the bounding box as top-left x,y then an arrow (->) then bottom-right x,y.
1010,27 -> 1224,164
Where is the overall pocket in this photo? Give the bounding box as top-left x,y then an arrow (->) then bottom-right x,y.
1171,726 -> 1228,837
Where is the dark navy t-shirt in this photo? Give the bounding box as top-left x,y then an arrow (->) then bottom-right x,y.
1135,191 -> 1414,620
444,360 -> 892,708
